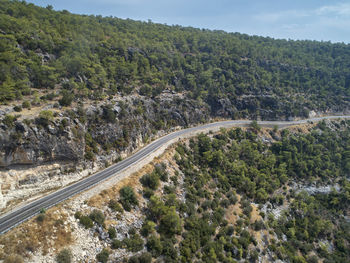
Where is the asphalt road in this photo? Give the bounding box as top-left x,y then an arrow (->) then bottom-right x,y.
0,115 -> 349,234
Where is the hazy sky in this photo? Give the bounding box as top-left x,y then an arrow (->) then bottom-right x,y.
27,0 -> 350,43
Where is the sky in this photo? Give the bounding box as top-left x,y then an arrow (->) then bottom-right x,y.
27,0 -> 350,43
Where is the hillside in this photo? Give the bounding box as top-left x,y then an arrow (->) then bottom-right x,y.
1,0 -> 350,119
1,120 -> 349,262
1,0 -> 350,231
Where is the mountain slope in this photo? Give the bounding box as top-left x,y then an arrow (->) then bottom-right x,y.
0,0 -> 350,119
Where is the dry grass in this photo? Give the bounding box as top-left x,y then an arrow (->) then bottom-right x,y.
225,194 -> 242,224
87,145 -> 177,209
0,206 -> 72,260
285,123 -> 316,134
250,204 -> 262,223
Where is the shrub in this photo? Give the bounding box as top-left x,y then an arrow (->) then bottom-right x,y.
102,104 -> 116,123
22,100 -> 32,109
96,248 -> 109,263
108,227 -> 116,239
79,215 -> 93,228
36,213 -> 45,223
128,227 -> 137,235
123,234 -> 144,252
142,188 -> 154,199
84,150 -> 95,161
89,209 -> 105,225
13,105 -> 22,112
108,199 -> 123,213
146,235 -> 163,257
2,115 -> 16,127
141,221 -> 156,237
155,163 -> 168,182
59,90 -> 74,106
39,110 -> 54,121
74,211 -> 82,219
250,120 -> 261,132
137,253 -> 152,263
56,248 -> 72,263
140,173 -> 159,190
111,239 -> 123,249
37,110 -> 54,126
119,186 -> 138,211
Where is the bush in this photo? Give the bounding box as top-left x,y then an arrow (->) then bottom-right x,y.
84,150 -> 95,161
37,110 -> 54,126
140,221 -> 156,237
140,173 -> 159,190
59,90 -> 74,106
108,227 -> 116,239
123,234 -> 144,252
102,104 -> 116,123
36,213 -> 45,223
89,209 -> 105,225
96,248 -> 109,263
39,110 -> 54,121
56,248 -> 72,263
111,239 -> 123,249
155,163 -> 168,182
22,101 -> 31,109
13,105 -> 22,112
119,186 -> 138,211
146,235 -> 163,257
250,120 -> 261,132
74,211 -> 82,219
142,188 -> 154,199
2,115 -> 16,128
79,215 -> 93,228
108,199 -> 123,213
135,253 -> 152,263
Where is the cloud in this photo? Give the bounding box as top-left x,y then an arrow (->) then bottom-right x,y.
316,2 -> 350,16
253,10 -> 309,23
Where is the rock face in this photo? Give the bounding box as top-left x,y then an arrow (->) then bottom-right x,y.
0,121 -> 83,167
0,93 -> 212,211
0,94 -> 210,168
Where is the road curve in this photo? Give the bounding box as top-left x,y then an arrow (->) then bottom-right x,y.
0,115 -> 349,234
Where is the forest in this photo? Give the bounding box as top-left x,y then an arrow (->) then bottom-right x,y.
1,0 -> 350,119
68,120 -> 350,263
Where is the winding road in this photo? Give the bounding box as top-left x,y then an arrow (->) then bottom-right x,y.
0,115 -> 349,234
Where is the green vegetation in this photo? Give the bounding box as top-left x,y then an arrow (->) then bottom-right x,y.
0,0 -> 349,119
96,248 -> 109,263
108,199 -> 123,213
108,120 -> 350,262
77,214 -> 93,229
89,209 -> 105,225
56,248 -> 72,263
122,234 -> 144,252
108,227 -> 116,239
119,186 -> 139,211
